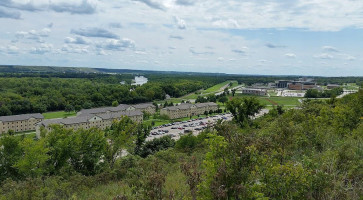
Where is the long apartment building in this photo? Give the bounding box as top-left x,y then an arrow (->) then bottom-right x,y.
77,103 -> 156,116
160,102 -> 218,119
0,113 -> 44,134
36,110 -> 143,137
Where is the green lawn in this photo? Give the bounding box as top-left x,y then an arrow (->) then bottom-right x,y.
259,97 -> 301,106
234,94 -> 301,106
42,111 -> 77,119
182,93 -> 200,99
204,81 -> 232,93
230,81 -> 239,88
343,83 -> 360,90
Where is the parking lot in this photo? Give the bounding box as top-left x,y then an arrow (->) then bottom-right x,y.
146,113 -> 233,141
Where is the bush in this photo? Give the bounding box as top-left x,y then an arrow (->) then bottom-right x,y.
137,136 -> 175,158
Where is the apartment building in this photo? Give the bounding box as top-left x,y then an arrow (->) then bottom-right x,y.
133,103 -> 156,114
77,103 -> 156,116
36,110 -> 143,137
77,104 -> 136,116
0,113 -> 44,134
160,102 -> 218,119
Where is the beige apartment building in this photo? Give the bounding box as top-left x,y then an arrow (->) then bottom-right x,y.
36,110 -> 143,137
133,103 -> 156,114
77,103 -> 156,116
0,113 -> 44,134
160,102 -> 218,119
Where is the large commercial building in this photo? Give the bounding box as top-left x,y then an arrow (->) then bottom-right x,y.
36,110 -> 143,137
288,81 -> 316,90
275,79 -> 317,90
242,88 -> 267,96
0,113 -> 44,134
160,102 -> 218,119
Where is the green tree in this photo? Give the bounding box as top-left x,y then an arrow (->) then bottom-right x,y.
70,128 -> 107,175
0,134 -> 22,181
137,135 -> 175,158
45,125 -> 75,175
0,105 -> 12,116
112,100 -> 119,107
105,117 -> 137,168
218,96 -> 228,105
231,89 -> 236,97
14,138 -> 50,178
226,97 -> 264,127
64,104 -> 74,113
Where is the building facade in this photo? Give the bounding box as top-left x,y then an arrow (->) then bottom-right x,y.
133,103 -> 156,114
160,102 -> 218,119
77,103 -> 156,116
0,113 -> 44,134
36,110 -> 143,137
242,88 -> 267,96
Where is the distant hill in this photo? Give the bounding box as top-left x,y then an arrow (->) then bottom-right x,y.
0,65 -> 226,76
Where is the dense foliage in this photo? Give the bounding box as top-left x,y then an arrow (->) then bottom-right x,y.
0,74 -> 224,116
0,90 -> 361,199
304,87 -> 343,98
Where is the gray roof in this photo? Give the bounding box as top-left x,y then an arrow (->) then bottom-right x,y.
133,103 -> 155,109
162,102 -> 217,111
78,104 -> 134,116
195,102 -> 218,108
162,103 -> 193,111
40,110 -> 143,127
0,113 -> 44,122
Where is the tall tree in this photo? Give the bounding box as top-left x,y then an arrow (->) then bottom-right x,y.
226,97 -> 264,127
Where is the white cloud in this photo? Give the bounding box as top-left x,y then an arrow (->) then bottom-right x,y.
173,16 -> 186,29
0,0 -> 362,75
64,36 -> 90,45
322,46 -> 339,52
96,38 -> 135,51
314,53 -> 334,59
285,53 -> 296,58
61,44 -> 89,54
30,43 -> 53,54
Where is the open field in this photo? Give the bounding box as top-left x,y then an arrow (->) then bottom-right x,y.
42,111 -> 77,119
234,93 -> 301,106
204,81 -> 232,93
230,81 -> 239,88
343,83 -> 360,90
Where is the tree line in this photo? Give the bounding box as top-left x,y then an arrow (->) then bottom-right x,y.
0,74 -> 225,116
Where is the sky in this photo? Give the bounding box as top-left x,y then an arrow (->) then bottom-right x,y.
0,0 -> 362,76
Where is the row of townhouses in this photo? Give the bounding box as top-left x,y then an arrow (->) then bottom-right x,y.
160,102 -> 218,119
0,103 -> 156,135
36,110 -> 143,137
0,113 -> 44,133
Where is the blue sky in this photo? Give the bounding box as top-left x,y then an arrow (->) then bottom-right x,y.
0,0 -> 362,76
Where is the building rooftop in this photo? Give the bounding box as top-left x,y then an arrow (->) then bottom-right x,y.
132,103 -> 155,109
0,113 -> 44,122
40,110 -> 143,127
78,104 -> 134,116
162,102 -> 217,111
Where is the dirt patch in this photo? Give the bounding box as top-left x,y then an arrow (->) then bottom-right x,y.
265,98 -> 278,105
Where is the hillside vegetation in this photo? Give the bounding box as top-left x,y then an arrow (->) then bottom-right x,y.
0,89 -> 362,200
